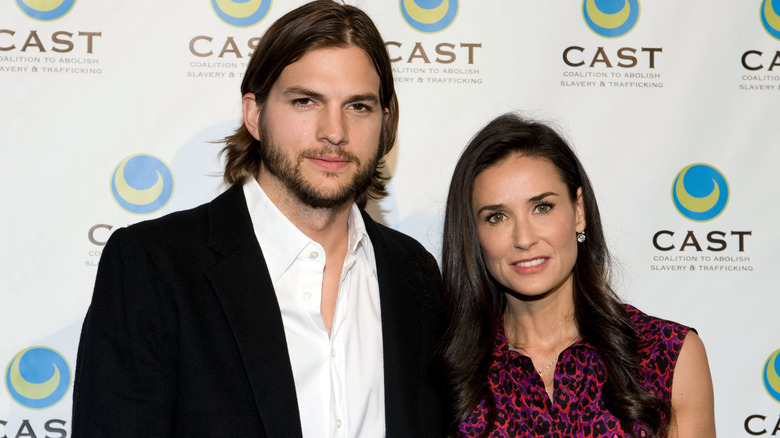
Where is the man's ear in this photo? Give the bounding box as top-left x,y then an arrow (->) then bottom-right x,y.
242,93 -> 261,140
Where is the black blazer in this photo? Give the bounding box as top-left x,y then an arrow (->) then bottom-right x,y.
72,185 -> 445,437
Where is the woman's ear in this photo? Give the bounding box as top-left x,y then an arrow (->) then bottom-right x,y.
575,187 -> 586,232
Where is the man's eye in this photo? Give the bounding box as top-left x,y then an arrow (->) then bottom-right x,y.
293,98 -> 315,107
349,103 -> 372,112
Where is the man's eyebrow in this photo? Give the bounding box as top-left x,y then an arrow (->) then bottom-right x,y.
282,86 -> 325,101
348,93 -> 380,104
282,86 -> 380,104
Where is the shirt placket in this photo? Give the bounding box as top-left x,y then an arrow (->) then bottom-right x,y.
329,247 -> 357,437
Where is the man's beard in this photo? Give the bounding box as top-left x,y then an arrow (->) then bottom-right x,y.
258,122 -> 380,209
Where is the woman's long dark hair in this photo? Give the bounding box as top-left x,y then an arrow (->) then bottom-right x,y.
441,113 -> 668,437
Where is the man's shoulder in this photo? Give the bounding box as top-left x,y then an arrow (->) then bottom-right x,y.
124,201 -> 210,239
113,186 -> 242,247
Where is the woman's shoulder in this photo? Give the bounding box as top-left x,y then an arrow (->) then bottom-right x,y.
626,304 -> 691,378
625,304 -> 692,402
625,304 -> 690,346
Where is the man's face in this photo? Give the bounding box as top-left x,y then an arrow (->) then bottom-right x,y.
246,45 -> 386,209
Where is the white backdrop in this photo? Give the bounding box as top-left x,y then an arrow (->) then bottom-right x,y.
2,1 -> 780,436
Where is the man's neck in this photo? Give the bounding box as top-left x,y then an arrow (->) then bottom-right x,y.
255,176 -> 352,254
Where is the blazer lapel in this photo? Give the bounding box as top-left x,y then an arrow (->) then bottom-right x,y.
363,213 -> 424,437
205,185 -> 303,438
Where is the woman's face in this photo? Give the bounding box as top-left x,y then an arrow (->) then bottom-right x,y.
471,154 -> 585,299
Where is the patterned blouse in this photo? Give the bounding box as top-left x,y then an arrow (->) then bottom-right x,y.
458,305 -> 689,437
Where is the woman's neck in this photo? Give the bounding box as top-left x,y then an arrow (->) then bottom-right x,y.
503,283 -> 579,354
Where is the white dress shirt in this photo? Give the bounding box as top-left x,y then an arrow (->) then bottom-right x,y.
243,180 -> 386,438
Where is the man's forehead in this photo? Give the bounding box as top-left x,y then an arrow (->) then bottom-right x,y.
272,46 -> 381,93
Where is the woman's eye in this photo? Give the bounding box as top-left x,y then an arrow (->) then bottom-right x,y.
486,212 -> 506,223
534,203 -> 553,214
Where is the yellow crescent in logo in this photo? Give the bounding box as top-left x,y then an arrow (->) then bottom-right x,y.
8,353 -> 61,400
764,0 -> 780,31
674,168 -> 719,213
20,0 -> 65,12
402,0 -> 449,24
214,0 -> 265,19
115,157 -> 164,206
585,0 -> 630,30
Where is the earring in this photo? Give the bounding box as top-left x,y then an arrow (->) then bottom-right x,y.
576,231 -> 586,243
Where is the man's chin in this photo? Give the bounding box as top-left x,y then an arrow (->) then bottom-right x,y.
294,184 -> 358,210
291,165 -> 374,209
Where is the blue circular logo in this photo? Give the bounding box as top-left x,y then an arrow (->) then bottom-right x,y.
15,0 -> 76,21
582,0 -> 640,38
672,163 -> 729,222
111,154 -> 175,215
212,0 -> 272,28
5,347 -> 71,410
400,0 -> 458,34
764,349 -> 780,403
762,0 -> 780,40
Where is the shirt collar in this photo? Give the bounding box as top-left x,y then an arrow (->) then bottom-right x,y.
346,204 -> 375,274
490,318 -> 516,372
490,316 -> 596,373
242,179 -> 375,282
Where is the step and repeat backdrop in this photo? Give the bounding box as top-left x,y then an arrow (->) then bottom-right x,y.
2,0 -> 779,436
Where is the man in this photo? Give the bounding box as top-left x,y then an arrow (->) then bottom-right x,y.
71,2 -> 445,436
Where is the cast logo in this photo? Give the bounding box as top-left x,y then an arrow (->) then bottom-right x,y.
739,1 -> 780,72
564,0 -> 658,70
582,0 -> 640,38
672,163 -> 729,222
762,0 -> 780,40
212,0 -> 272,28
111,154 -> 175,215
744,349 -> 780,434
2,0 -> 100,55
5,347 -> 71,409
15,0 -> 76,21
653,163 -> 749,253
764,348 -> 780,403
400,0 -> 458,34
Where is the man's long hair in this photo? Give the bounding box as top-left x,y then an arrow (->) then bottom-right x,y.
221,0 -> 398,208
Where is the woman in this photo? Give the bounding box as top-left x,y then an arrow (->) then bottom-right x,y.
441,113 -> 715,437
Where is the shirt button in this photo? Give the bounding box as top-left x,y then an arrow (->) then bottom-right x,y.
331,348 -> 336,357
303,292 -> 312,301
309,251 -> 319,259
336,419 -> 342,428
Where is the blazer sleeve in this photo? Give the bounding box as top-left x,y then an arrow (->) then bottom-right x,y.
72,226 -> 178,437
